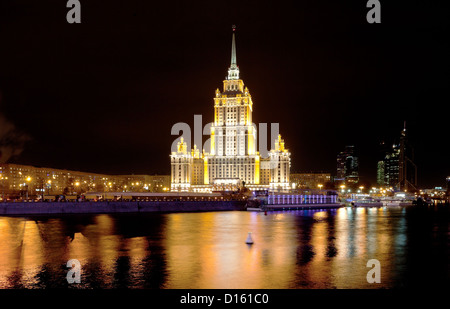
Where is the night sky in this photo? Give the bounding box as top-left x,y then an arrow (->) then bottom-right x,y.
0,0 -> 448,188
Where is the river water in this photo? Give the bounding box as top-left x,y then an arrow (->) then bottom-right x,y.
0,206 -> 448,289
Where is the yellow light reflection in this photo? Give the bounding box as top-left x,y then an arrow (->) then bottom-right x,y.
163,212 -> 297,288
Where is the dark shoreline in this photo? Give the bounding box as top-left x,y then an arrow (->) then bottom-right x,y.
0,200 -> 247,216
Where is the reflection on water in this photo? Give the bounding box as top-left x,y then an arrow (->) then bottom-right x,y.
0,206 -> 448,288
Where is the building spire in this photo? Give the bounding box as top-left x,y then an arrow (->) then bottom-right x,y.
231,25 -> 237,66
227,25 -> 240,80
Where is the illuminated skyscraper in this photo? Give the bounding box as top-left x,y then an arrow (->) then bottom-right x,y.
206,26 -> 260,187
398,122 -> 417,191
377,122 -> 417,191
385,143 -> 400,189
377,160 -> 385,186
336,145 -> 359,184
170,26 -> 291,192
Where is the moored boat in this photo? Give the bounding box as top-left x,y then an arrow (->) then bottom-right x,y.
351,197 -> 383,207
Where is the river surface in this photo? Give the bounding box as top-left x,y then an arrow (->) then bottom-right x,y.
0,206 -> 448,289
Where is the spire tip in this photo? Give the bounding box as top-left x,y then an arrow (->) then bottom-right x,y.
228,25 -> 239,79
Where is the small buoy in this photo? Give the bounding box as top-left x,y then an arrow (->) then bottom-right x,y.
245,232 -> 254,244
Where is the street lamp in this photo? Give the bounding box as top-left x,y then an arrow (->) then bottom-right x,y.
75,181 -> 80,195
26,176 -> 32,200
318,184 -> 323,191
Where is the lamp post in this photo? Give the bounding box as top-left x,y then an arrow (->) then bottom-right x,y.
26,176 -> 32,200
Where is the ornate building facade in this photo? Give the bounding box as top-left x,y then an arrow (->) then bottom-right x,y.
170,27 -> 291,192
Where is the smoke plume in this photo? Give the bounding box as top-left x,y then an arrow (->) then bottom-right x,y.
0,93 -> 31,163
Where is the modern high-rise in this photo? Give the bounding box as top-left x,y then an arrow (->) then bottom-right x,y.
384,143 -> 400,188
376,160 -> 385,186
170,27 -> 291,192
336,145 -> 359,184
398,123 -> 417,191
377,122 -> 417,191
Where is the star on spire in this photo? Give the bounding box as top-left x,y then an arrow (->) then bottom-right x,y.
228,25 -> 239,80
